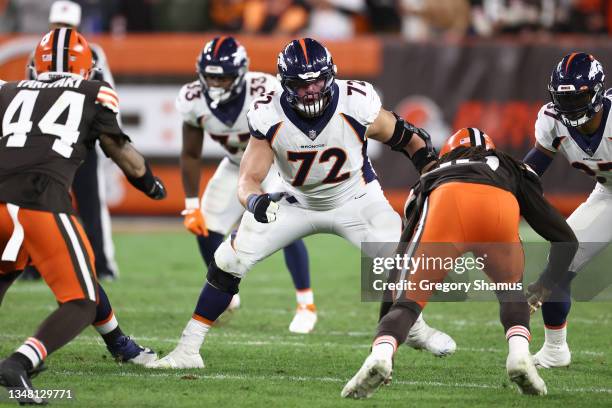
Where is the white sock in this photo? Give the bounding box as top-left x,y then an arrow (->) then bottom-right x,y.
94,312 -> 118,335
177,318 -> 210,353
506,326 -> 531,355
372,336 -> 397,360
16,337 -> 47,369
296,289 -> 314,306
544,323 -> 567,346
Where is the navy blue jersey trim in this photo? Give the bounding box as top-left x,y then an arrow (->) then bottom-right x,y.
204,83 -> 246,127
567,98 -> 610,156
279,83 -> 339,140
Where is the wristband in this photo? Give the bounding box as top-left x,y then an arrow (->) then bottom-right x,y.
185,197 -> 200,210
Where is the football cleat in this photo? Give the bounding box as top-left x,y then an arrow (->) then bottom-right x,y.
341,353 -> 392,399
404,319 -> 456,357
0,359 -> 47,405
146,347 -> 204,369
107,336 -> 158,366
533,342 -> 571,369
227,294 -> 241,311
288,304 -> 317,334
506,353 -> 547,395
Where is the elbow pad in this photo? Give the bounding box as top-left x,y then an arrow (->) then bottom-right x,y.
386,112 -> 437,172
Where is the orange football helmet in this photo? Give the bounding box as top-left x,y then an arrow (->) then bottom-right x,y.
34,28 -> 92,79
439,127 -> 496,158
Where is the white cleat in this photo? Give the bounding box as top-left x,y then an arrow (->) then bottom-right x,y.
146,347 -> 204,369
507,353 -> 547,395
126,348 -> 158,366
405,319 -> 456,357
227,294 -> 241,311
341,354 -> 392,399
289,305 -> 317,334
533,342 -> 571,368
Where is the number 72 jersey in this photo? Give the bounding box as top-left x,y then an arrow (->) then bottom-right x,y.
247,79 -> 382,210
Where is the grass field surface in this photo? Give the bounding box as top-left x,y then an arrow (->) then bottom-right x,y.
0,223 -> 610,407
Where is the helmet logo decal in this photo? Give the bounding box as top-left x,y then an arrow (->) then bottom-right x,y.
589,60 -> 603,80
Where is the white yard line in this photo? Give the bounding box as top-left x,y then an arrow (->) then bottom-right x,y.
0,333 -> 606,356
53,369 -> 612,395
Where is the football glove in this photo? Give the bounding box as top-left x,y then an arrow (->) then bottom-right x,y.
526,280 -> 552,315
148,177 -> 167,200
181,198 -> 208,236
247,193 -> 282,223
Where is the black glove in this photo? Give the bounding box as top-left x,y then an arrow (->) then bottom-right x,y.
247,193 -> 280,223
526,280 -> 552,315
147,177 -> 167,200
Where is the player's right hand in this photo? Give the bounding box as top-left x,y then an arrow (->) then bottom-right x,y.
247,193 -> 280,223
182,208 -> 208,236
526,280 -> 552,315
148,177 -> 167,200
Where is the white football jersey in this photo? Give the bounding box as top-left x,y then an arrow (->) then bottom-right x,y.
176,71 -> 280,163
535,90 -> 612,190
247,79 -> 382,210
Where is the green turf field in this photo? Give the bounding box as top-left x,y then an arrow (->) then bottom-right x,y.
0,224 -> 610,407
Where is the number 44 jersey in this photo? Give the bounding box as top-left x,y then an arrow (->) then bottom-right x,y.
247,79 -> 381,210
0,77 -> 127,213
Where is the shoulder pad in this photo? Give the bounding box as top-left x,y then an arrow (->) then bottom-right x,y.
96,83 -> 119,113
534,103 -> 559,152
247,92 -> 281,138
176,81 -> 205,127
338,79 -> 381,126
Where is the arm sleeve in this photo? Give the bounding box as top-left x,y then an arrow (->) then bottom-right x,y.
523,147 -> 553,176
517,168 -> 578,287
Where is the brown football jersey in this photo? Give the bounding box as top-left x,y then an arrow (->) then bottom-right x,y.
0,76 -> 127,213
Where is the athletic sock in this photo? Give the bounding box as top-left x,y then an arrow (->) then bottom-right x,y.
93,283 -> 119,334
283,239 -> 310,290
177,318 -> 210,353
296,288 -> 314,308
372,336 -> 397,360
196,231 -> 225,268
543,323 -> 567,346
15,337 -> 47,369
506,325 -> 531,355
193,282 -> 233,325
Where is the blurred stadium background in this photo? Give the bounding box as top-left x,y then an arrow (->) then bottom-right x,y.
1,0 -> 611,218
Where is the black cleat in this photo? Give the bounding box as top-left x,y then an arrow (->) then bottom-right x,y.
0,359 -> 47,405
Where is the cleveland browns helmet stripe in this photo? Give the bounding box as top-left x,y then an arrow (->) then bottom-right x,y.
35,28 -> 92,78
439,127 -> 496,157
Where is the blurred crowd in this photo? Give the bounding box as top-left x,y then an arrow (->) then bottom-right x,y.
1,0 -> 610,39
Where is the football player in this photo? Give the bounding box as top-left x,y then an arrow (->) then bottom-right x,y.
149,38 -> 456,369
22,0 -> 120,281
523,52 -> 612,368
0,29 -> 166,404
176,36 -> 314,333
342,128 -> 578,398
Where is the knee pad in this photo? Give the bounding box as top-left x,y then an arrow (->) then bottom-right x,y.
214,239 -> 250,278
207,261 -> 241,295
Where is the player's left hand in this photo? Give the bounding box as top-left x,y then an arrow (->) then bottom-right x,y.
247,193 -> 281,223
526,280 -> 552,314
147,177 -> 167,200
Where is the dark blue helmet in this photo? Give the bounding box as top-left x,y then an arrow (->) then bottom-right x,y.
549,52 -> 605,127
277,38 -> 337,118
197,36 -> 248,106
